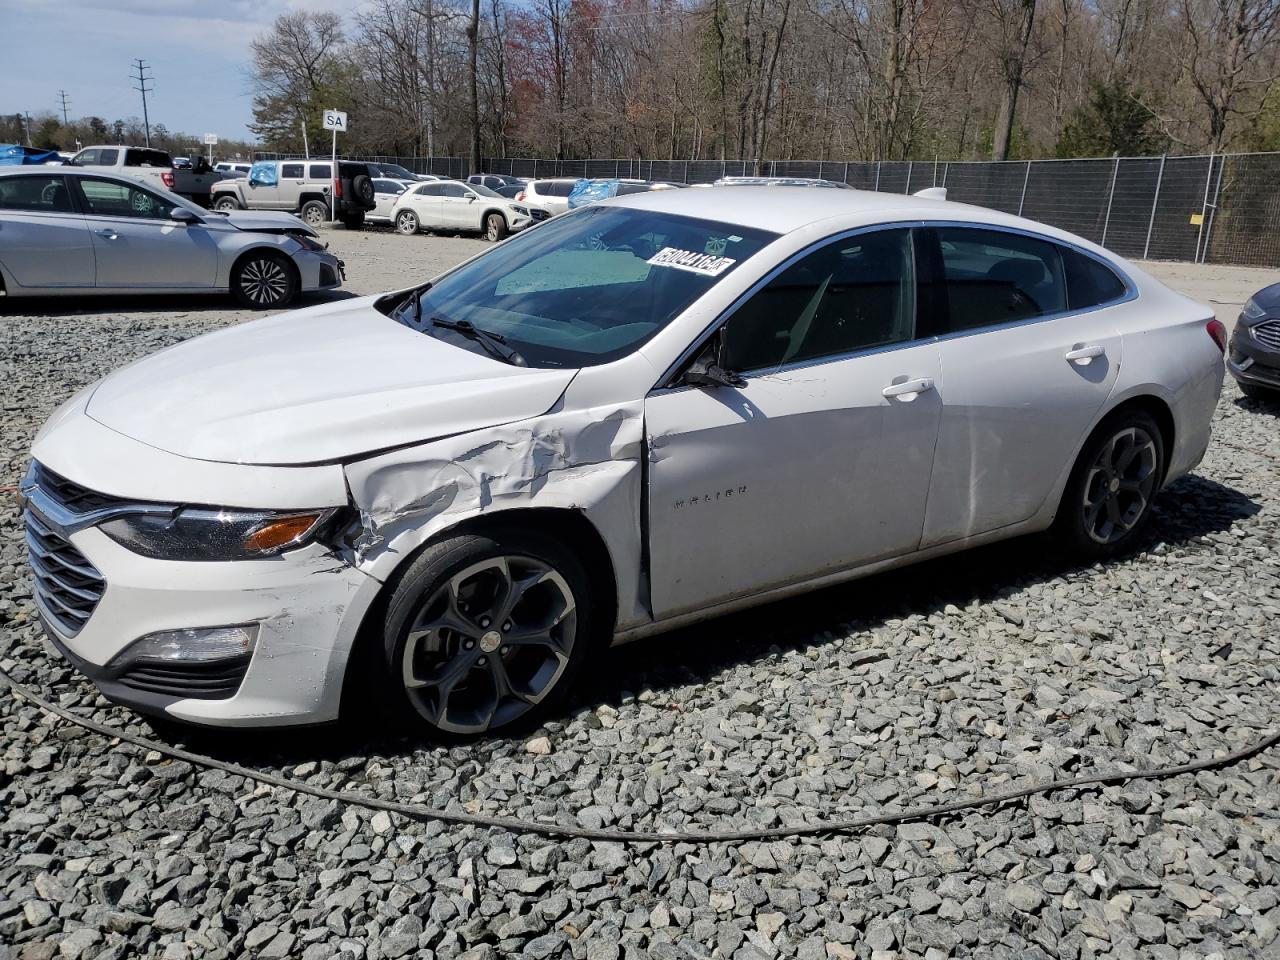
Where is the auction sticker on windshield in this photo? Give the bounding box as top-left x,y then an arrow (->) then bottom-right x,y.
647,247 -> 737,276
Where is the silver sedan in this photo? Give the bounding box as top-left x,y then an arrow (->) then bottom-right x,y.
0,168 -> 344,308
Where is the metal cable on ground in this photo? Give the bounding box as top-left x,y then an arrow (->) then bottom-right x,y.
2,667 -> 1276,845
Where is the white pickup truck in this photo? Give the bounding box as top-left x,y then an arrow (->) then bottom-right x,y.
64,146 -> 229,207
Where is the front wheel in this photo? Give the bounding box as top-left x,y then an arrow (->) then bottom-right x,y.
396,210 -> 419,235
1239,381 -> 1280,403
213,196 -> 241,212
231,251 -> 298,309
485,212 -> 508,242
380,531 -> 593,738
1054,408 -> 1165,559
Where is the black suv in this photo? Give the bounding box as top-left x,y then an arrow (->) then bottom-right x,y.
335,161 -> 377,229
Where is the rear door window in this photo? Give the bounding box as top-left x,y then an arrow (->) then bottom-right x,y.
0,175 -> 74,212
934,227 -> 1066,332
1062,247 -> 1127,310
281,163 -> 304,178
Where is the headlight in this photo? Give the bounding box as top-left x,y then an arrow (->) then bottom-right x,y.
513,205 -> 529,216
292,232 -> 327,252
100,508 -> 335,562
1240,298 -> 1267,323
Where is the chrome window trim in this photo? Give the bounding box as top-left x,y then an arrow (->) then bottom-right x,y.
653,218 -> 1138,391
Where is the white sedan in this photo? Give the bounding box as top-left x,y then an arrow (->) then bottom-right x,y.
391,179 -> 532,241
23,187 -> 1223,735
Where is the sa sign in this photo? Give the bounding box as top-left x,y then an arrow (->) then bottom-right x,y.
203,133 -> 218,146
323,110 -> 348,132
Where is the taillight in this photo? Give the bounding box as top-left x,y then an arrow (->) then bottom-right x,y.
516,191 -> 525,201
1206,319 -> 1227,354
161,170 -> 174,189
334,178 -> 343,198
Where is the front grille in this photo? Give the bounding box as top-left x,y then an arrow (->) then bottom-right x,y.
25,510 -> 106,637
117,655 -> 251,700
529,208 -> 550,221
1253,319 -> 1280,350
32,463 -> 127,514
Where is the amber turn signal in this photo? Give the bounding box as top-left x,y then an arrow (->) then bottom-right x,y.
242,514 -> 323,554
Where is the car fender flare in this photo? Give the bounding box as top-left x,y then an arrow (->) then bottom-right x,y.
480,207 -> 507,229
222,240 -> 299,290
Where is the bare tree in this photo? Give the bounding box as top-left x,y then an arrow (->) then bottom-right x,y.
988,0 -> 1038,160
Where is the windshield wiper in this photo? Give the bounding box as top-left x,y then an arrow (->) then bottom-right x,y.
431,316 -> 528,367
405,281 -> 433,327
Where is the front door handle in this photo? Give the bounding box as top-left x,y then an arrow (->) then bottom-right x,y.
882,377 -> 935,400
1065,343 -> 1104,364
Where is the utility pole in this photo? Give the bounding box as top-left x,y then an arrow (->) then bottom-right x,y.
58,90 -> 70,126
22,112 -> 32,146
130,58 -> 154,147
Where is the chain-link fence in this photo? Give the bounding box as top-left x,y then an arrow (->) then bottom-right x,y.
253,151 -> 1280,267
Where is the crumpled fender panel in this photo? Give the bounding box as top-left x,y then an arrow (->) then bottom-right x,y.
344,400 -> 650,633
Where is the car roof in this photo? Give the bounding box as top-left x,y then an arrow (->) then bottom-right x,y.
605,185 -> 1052,237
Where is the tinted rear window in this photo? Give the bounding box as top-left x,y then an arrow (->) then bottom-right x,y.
1062,247 -> 1127,309
309,164 -> 332,179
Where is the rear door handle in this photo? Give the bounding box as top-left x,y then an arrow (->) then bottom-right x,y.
94,229 -> 118,240
882,377 -> 935,400
1065,344 -> 1104,364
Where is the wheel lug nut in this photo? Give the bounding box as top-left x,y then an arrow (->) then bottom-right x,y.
502,621 -> 512,632
479,617 -> 491,628
464,640 -> 474,649
478,656 -> 487,665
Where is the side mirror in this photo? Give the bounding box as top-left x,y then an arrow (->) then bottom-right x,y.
169,207 -> 200,225
682,328 -> 747,389
466,193 -> 477,202
248,179 -> 260,187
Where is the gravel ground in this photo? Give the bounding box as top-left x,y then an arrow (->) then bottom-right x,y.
1,230 -> 1278,960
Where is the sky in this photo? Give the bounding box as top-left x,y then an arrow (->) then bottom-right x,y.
1,0 -> 349,146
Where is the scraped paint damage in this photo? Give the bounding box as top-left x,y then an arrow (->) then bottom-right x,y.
344,401 -> 651,631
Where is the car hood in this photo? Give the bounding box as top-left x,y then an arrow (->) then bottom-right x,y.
217,209 -> 315,235
84,297 -> 577,465
1251,282 -> 1280,311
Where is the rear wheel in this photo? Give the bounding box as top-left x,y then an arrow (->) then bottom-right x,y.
1054,408 -> 1165,559
396,210 -> 420,235
231,251 -> 298,309
213,196 -> 241,212
380,531 -> 593,738
485,212 -> 508,242
299,200 -> 328,227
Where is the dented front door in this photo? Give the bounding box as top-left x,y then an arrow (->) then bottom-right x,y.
643,344 -> 943,619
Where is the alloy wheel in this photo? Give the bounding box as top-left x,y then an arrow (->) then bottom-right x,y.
303,205 -> 325,226
1081,425 -> 1158,544
400,555 -> 578,734
486,215 -> 501,241
239,257 -> 289,306
397,212 -> 418,235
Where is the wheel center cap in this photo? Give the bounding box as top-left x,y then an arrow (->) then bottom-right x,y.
479,631 -> 502,653
1109,477 -> 1120,493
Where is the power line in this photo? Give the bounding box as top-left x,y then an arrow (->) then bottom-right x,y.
130,58 -> 154,147
57,90 -> 70,126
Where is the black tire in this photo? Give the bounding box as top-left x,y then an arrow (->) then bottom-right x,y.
231,251 -> 298,309
352,174 -> 374,204
1239,382 -> 1280,402
1053,407 -> 1165,559
395,210 -> 419,235
339,211 -> 365,230
484,212 -> 509,242
379,530 -> 595,739
299,200 -> 328,227
213,196 -> 241,212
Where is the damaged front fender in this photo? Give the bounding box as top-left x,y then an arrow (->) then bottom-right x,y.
344,400 -> 650,634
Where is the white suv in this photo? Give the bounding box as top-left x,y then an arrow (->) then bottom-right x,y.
517,178 -> 579,219
391,180 -> 531,241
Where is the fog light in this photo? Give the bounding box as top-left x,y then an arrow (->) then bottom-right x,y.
115,625 -> 258,665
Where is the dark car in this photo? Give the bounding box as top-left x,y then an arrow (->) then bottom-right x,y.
1227,282 -> 1280,400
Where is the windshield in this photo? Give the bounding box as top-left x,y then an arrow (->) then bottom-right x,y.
396,205 -> 777,367
469,183 -> 505,199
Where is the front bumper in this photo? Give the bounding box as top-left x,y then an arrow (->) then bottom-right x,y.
1227,324 -> 1280,390
22,466 -> 383,727
297,249 -> 345,292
